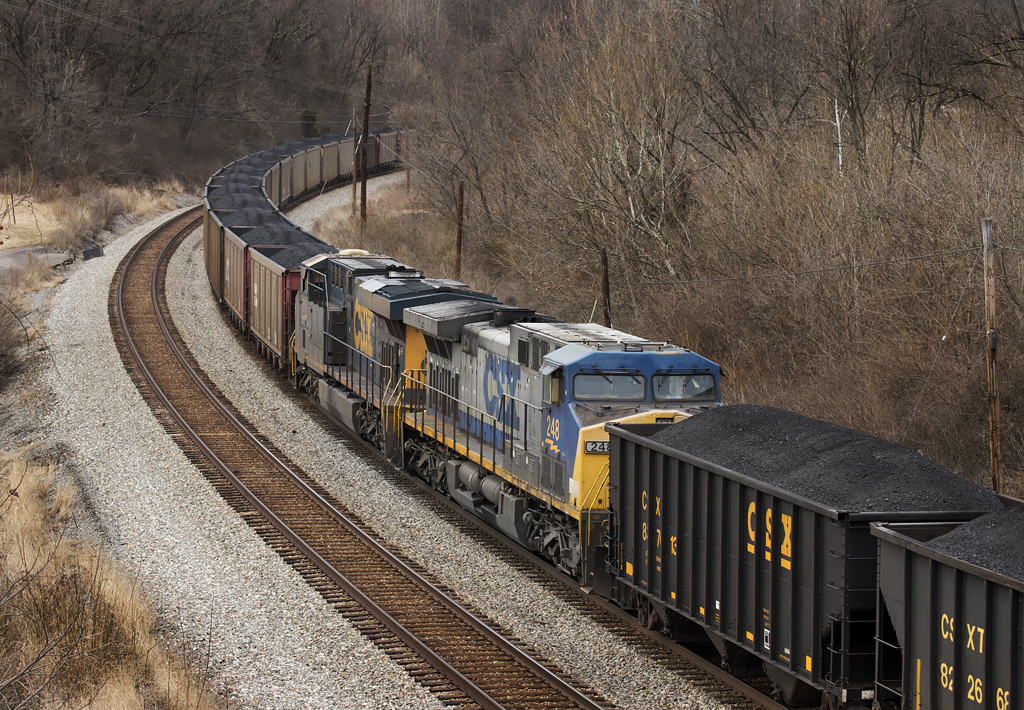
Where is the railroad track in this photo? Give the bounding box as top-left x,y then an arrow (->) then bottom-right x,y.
109,207 -> 613,710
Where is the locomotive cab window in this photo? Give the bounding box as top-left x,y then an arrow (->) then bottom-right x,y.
544,370 -> 564,404
304,271 -> 326,305
652,373 -> 716,402
572,372 -> 645,401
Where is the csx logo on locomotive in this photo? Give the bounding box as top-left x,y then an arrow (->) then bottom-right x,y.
482,353 -> 521,429
353,301 -> 374,357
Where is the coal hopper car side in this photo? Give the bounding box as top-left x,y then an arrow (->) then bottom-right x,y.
872,505 -> 1024,710
606,405 -> 1003,708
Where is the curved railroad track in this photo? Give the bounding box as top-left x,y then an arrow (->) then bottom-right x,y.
109,206 -> 613,710
305,410 -> 789,710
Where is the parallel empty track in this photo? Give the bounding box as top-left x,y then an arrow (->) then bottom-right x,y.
109,208 -> 612,710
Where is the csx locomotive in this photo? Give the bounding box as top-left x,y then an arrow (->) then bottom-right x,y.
291,250 -> 720,586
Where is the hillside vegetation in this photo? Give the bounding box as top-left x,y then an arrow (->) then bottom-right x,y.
388,0 -> 1024,493
2,0 -> 1023,489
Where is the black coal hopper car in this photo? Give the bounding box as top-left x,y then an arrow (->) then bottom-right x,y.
606,405 -> 1002,707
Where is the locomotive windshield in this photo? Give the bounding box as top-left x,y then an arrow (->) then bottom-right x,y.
572,372 -> 645,401
653,373 -> 716,402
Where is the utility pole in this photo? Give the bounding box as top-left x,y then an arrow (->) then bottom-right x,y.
455,181 -> 464,280
983,218 -> 1003,493
351,108 -> 357,215
360,66 -> 372,227
601,248 -> 612,328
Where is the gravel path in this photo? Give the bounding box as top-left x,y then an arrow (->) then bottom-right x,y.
1,177 -> 728,710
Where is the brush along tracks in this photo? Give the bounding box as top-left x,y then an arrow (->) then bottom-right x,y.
108,208 -> 612,710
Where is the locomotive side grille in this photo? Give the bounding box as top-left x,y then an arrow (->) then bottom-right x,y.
531,339 -> 550,371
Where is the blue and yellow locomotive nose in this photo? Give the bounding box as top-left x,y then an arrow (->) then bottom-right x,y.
571,410 -> 692,512
537,342 -> 720,516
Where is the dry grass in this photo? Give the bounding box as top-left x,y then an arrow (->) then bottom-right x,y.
42,180 -> 185,252
315,184 -> 460,273
0,177 -> 187,389
0,449 -> 220,710
2,179 -> 185,253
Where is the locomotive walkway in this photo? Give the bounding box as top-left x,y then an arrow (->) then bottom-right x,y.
110,206 -> 612,710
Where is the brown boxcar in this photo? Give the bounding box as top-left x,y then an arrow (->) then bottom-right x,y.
202,196 -> 223,302
291,150 -> 308,196
222,226 -> 248,330
304,146 -> 322,192
266,162 -> 282,206
376,130 -> 401,168
322,142 -> 339,182
280,156 -> 294,206
249,246 -> 288,359
339,136 -> 354,180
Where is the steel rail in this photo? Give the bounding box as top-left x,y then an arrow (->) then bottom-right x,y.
393,457 -> 791,710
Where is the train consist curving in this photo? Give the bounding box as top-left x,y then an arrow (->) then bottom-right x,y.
202,135 -> 1023,709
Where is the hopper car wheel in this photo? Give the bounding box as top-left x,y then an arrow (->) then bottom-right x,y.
636,598 -> 659,630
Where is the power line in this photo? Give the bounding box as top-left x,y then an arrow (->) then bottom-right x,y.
27,89 -> 395,119
611,248 -> 980,286
0,88 -> 394,126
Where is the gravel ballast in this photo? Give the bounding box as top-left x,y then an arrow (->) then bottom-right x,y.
649,405 -> 1001,513
34,201 -> 442,710
0,176 -> 728,710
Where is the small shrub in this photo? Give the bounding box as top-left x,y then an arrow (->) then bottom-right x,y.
0,286 -> 26,385
45,180 -> 185,252
0,453 -> 220,710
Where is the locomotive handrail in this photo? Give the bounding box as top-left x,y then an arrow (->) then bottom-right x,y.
401,370 -> 503,471
380,369 -> 402,451
580,462 -> 610,510
322,331 -> 391,406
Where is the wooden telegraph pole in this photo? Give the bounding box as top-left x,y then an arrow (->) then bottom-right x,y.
454,181 -> 464,280
360,66 -> 372,226
351,108 -> 358,215
982,218 -> 1003,493
601,248 -> 612,327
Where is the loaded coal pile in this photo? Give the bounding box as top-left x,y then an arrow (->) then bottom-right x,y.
926,506 -> 1024,582
648,405 -> 1001,513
